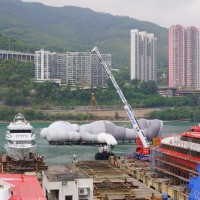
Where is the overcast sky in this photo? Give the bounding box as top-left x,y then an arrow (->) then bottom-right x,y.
22,0 -> 199,28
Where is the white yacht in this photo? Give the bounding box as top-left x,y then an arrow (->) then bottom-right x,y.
4,113 -> 36,160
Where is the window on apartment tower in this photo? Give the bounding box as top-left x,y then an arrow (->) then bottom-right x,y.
65,196 -> 73,200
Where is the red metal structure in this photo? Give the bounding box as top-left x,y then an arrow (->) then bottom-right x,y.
151,124 -> 200,185
0,174 -> 46,200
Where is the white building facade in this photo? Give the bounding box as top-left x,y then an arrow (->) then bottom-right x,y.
35,49 -> 54,80
66,52 -> 92,87
130,29 -> 157,82
34,49 -> 111,88
42,170 -> 93,200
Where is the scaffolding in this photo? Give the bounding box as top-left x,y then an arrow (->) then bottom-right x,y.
85,91 -> 103,122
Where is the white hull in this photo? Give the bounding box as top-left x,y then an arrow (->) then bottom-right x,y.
4,113 -> 37,161
161,135 -> 200,153
5,144 -> 37,160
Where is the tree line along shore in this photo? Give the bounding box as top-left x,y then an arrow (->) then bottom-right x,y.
0,106 -> 198,122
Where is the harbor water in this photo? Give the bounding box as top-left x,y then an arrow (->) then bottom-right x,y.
0,121 -> 196,165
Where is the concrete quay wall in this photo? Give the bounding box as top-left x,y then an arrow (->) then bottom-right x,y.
110,157 -> 188,200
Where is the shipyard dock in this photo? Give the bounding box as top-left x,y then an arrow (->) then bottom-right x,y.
76,159 -> 161,200
0,154 -> 190,199
41,156 -> 189,200
109,156 -> 189,200
43,159 -> 162,200
0,153 -> 48,173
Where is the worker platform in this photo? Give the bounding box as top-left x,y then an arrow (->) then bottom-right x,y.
0,153 -> 48,173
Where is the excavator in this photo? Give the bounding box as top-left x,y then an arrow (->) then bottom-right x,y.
92,47 -> 150,159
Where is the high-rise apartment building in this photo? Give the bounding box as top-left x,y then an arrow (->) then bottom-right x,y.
169,25 -> 186,88
52,53 -> 67,80
66,52 -> 111,87
34,50 -> 111,87
185,26 -> 200,89
66,52 -> 92,86
91,53 -> 111,87
169,25 -> 200,89
130,29 -> 157,82
35,49 -> 54,80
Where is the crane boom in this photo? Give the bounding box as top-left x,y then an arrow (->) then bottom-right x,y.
92,47 -> 149,148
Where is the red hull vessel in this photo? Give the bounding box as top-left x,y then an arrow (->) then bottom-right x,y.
151,125 -> 200,185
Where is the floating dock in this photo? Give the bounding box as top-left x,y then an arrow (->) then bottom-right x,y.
0,153 -> 48,173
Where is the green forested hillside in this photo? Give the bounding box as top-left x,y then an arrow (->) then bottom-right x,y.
1,0 -> 199,122
0,58 -> 197,109
0,58 -> 199,121
0,0 -> 168,68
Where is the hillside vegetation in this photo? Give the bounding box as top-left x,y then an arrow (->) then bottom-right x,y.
0,0 -> 168,68
1,1 -> 199,122
0,58 -> 199,121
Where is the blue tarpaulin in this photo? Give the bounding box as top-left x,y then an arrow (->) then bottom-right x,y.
188,165 -> 200,200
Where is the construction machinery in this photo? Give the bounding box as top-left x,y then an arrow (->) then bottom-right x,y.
85,89 -> 104,122
91,47 -> 150,159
